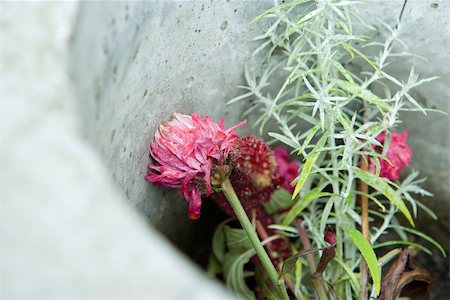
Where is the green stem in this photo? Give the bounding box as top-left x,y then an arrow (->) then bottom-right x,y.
221,178 -> 289,300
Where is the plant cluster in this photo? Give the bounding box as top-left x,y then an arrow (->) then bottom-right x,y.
212,0 -> 445,299
145,1 -> 446,299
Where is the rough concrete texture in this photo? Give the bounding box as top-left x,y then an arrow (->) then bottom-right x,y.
1,3 -> 231,299
70,1 -> 272,256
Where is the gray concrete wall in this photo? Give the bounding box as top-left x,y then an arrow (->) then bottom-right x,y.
70,1 -> 272,255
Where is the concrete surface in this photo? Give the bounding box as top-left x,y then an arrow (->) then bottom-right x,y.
70,0 -> 272,255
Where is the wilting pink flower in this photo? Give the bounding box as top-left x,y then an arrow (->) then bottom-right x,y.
273,147 -> 299,191
369,131 -> 412,181
145,113 -> 246,220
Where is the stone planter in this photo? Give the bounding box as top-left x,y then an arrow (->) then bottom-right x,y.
2,1 -> 447,298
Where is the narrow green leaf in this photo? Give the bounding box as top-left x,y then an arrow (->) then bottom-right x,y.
281,247 -> 322,277
223,250 -> 256,299
334,79 -> 391,111
212,222 -> 226,262
332,60 -> 355,83
377,248 -> 402,268
373,241 -> 432,255
389,225 -> 447,257
334,258 -> 360,295
295,256 -> 303,288
251,0 -> 313,23
343,226 -> 381,295
282,191 -> 335,226
354,168 -> 415,227
319,198 -> 335,234
268,225 -> 299,237
355,191 -> 386,212
292,134 -> 328,199
295,124 -> 319,155
343,43 -> 381,75
268,132 -> 299,149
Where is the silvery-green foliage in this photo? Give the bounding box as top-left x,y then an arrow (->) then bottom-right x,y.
229,0 -> 444,298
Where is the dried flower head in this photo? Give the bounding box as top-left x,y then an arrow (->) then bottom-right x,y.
212,136 -> 283,215
273,147 -> 300,192
145,113 -> 246,220
370,131 -> 412,181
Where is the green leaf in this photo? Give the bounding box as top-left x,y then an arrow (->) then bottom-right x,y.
212,222 -> 226,262
332,60 -> 355,83
280,247 -> 321,277
224,226 -> 253,253
388,225 -> 447,257
295,124 -> 319,155
334,79 -> 391,111
354,168 -> 415,227
282,190 -> 335,226
343,43 -> 381,75
334,258 -> 360,296
268,225 -> 299,238
207,254 -> 223,276
255,264 -> 279,300
223,250 -> 256,299
343,226 -> 381,295
264,188 -> 293,214
378,248 -> 402,268
373,241 -> 432,255
251,0 -> 313,23
292,134 -> 328,199
295,256 -> 303,295
268,132 -> 299,149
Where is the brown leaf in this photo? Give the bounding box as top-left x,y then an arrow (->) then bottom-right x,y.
377,247 -> 432,300
314,247 -> 336,276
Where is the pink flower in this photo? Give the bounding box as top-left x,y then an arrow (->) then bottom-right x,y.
145,113 -> 246,220
273,147 -> 299,192
369,131 -> 412,181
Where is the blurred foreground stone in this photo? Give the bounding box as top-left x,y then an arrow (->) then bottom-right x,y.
0,3 -> 231,299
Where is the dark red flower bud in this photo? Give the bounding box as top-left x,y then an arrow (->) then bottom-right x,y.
324,228 -> 336,245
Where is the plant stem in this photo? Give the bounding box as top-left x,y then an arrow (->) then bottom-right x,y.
221,178 -> 289,300
359,156 -> 370,300
295,219 -> 329,300
255,219 -> 296,296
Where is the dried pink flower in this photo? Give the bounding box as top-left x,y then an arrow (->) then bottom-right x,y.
145,113 -> 246,220
369,131 -> 412,181
273,147 -> 299,192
